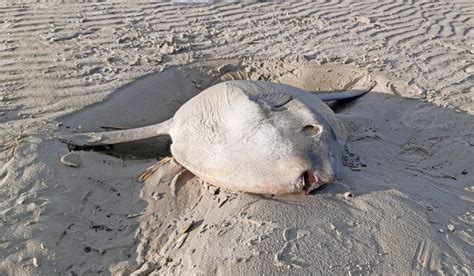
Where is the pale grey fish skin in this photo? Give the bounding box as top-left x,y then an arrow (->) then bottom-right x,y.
59,80 -> 368,194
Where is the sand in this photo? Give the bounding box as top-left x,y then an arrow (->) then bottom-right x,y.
0,1 -> 473,275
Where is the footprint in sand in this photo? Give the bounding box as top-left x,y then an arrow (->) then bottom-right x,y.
274,228 -> 310,268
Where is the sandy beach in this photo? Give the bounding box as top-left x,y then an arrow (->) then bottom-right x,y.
0,1 -> 473,275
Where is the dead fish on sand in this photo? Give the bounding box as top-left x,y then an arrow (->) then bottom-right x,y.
59,80 -> 372,195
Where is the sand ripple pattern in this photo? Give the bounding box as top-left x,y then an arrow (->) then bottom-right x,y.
0,0 -> 472,122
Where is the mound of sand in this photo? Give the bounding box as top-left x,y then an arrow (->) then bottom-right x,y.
16,60 -> 469,275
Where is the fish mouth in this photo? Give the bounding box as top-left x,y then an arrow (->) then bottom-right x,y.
299,170 -> 320,194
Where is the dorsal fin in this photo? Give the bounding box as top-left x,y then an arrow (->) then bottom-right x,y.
316,82 -> 376,102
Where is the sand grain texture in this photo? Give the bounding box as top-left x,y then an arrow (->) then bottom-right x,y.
0,1 -> 473,275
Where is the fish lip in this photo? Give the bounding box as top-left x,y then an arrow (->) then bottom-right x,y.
300,170 -> 320,194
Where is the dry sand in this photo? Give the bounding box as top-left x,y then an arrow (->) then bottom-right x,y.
0,1 -> 473,275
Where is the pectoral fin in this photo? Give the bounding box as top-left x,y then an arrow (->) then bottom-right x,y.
249,93 -> 293,111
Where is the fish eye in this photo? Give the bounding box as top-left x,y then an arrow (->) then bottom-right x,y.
303,124 -> 322,136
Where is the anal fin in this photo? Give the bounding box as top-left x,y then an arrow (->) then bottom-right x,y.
138,156 -> 173,182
